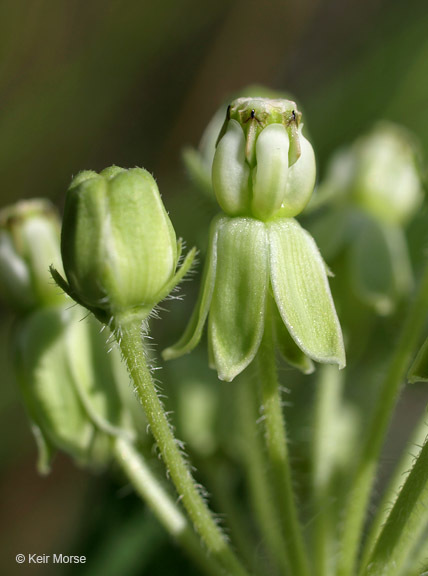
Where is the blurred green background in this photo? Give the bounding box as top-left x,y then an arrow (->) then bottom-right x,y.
2,0 -> 428,574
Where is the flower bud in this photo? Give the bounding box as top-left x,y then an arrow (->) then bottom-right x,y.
351,123 -> 423,225
59,167 -> 180,321
0,200 -> 65,314
14,304 -> 138,473
316,123 -> 423,226
309,122 -> 423,315
212,98 -> 316,221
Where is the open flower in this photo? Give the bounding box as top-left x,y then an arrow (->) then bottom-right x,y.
164,98 -> 345,381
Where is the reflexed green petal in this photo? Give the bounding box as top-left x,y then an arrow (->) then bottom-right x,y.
162,216 -> 225,360
209,217 -> 268,381
14,304 -> 140,470
207,328 -> 216,370
252,124 -> 289,221
212,119 -> 250,216
66,312 -> 134,440
350,218 -> 412,315
408,337 -> 428,383
272,299 -> 314,374
13,306 -> 94,463
269,218 -> 345,368
31,423 -> 54,475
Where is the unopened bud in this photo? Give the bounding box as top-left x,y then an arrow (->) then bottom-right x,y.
0,200 -> 65,314
58,167 -> 183,321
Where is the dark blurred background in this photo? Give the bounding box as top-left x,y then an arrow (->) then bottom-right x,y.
2,0 -> 428,574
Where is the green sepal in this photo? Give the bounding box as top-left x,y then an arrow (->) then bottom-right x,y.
268,218 -> 345,368
154,241 -> 197,304
209,217 -> 268,381
349,218 -> 413,315
272,298 -> 314,374
162,216 -> 224,360
50,265 -> 110,324
408,337 -> 428,383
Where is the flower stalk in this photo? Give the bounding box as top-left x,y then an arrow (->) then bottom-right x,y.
257,298 -> 310,576
113,436 -> 223,576
237,373 -> 290,575
114,312 -> 250,576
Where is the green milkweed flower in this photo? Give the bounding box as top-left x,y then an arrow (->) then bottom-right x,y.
309,122 -> 424,315
51,166 -> 195,323
164,98 -> 345,381
0,200 -> 65,314
14,303 -> 139,474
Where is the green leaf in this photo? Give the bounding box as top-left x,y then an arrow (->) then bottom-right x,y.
364,435 -> 428,576
209,217 -> 268,381
268,218 -> 345,368
408,336 -> 428,383
162,216 -> 224,361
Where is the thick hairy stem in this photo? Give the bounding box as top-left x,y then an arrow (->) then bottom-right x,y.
113,437 -> 221,576
115,312 -> 250,576
257,300 -> 310,576
312,365 -> 346,576
238,373 -> 291,575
